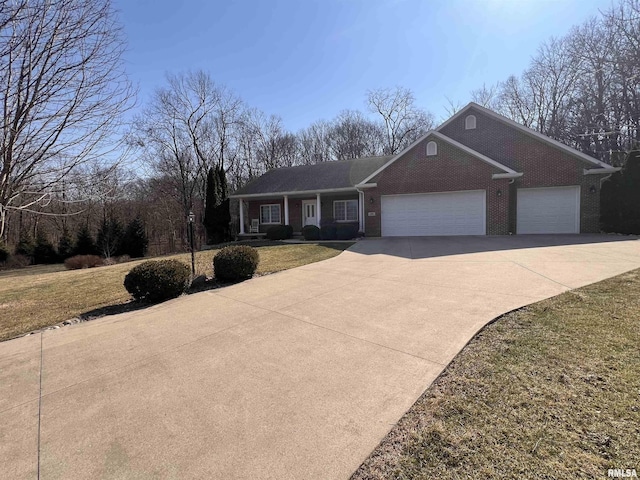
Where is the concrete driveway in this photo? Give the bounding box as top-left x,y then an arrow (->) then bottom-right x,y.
2,235 -> 640,479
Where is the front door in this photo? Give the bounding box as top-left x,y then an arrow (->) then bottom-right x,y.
302,201 -> 317,226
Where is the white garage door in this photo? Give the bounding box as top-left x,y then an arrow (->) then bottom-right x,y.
517,186 -> 580,234
381,190 -> 486,236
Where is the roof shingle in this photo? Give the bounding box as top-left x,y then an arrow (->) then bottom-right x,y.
231,156 -> 392,196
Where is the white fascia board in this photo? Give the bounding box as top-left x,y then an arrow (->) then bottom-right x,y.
230,186 -> 357,199
358,130 -> 515,185
492,172 -> 523,179
583,167 -> 621,175
354,182 -> 377,188
439,102 -> 612,169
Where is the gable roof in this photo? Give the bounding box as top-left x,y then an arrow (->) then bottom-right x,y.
437,102 -> 617,172
230,155 -> 393,198
357,131 -> 521,186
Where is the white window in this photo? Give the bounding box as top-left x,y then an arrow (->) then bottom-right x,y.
426,141 -> 437,156
334,199 -> 358,222
465,114 -> 476,130
260,204 -> 281,224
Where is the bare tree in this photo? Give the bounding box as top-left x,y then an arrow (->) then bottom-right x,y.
0,0 -> 134,239
298,120 -> 332,164
442,96 -> 465,119
470,83 -> 501,110
133,71 -> 245,218
367,86 -> 434,154
328,110 -> 382,160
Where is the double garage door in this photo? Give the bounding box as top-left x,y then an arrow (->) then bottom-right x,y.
380,186 -> 580,236
381,190 -> 486,236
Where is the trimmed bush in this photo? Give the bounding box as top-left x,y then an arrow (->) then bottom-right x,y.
64,255 -> 104,270
302,225 -> 321,241
213,245 -> 259,282
124,259 -> 190,303
336,224 -> 358,240
320,224 -> 337,240
265,224 -> 293,240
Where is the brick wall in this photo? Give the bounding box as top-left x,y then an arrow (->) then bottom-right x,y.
365,135 -> 510,236
246,194 -> 360,233
439,107 -> 608,232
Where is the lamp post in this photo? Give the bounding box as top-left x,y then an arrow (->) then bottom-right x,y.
188,211 -> 195,280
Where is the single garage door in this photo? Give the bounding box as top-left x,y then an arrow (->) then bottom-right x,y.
381,190 -> 486,236
517,186 -> 580,234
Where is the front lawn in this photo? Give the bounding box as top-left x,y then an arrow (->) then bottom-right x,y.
352,268 -> 640,479
0,243 -> 351,341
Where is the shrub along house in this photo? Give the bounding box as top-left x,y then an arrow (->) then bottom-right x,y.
231,103 -> 619,237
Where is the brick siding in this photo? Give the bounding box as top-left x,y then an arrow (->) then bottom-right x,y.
246,193 -> 360,233
365,135 -> 511,236
439,107 -> 608,233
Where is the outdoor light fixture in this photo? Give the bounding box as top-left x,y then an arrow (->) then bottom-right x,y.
187,211 -> 195,280
496,189 -> 502,197
369,197 -> 374,204
589,185 -> 597,194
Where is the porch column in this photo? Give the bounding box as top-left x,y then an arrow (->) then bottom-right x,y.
239,198 -> 245,234
358,190 -> 364,232
284,195 -> 289,225
316,193 -> 321,227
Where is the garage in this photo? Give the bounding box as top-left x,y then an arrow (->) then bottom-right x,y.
517,186 -> 580,234
381,190 -> 486,236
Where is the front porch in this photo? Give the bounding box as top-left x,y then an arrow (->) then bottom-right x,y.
234,189 -> 366,236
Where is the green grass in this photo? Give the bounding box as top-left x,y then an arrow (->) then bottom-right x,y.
0,243 -> 351,341
352,268 -> 640,480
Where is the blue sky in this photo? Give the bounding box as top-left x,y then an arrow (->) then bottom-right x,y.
115,0 -> 614,131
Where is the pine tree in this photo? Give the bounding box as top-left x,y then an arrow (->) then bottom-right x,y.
122,217 -> 148,258
620,150 -> 640,234
74,225 -> 97,256
15,229 -> 35,258
203,166 -> 231,244
33,230 -> 57,264
601,150 -> 640,234
97,218 -> 123,258
57,227 -> 74,260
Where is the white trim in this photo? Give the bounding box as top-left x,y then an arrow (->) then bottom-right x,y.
358,190 -> 365,232
259,203 -> 281,224
359,131 -> 519,185
239,199 -> 245,234
380,189 -> 487,236
283,195 -> 289,225
426,141 -> 438,156
584,167 -> 620,175
492,172 -> 523,179
333,199 -> 359,223
465,114 -> 476,130
302,200 -> 317,227
437,102 -> 613,169
316,193 -> 321,228
356,183 -> 377,188
230,186 -> 356,199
